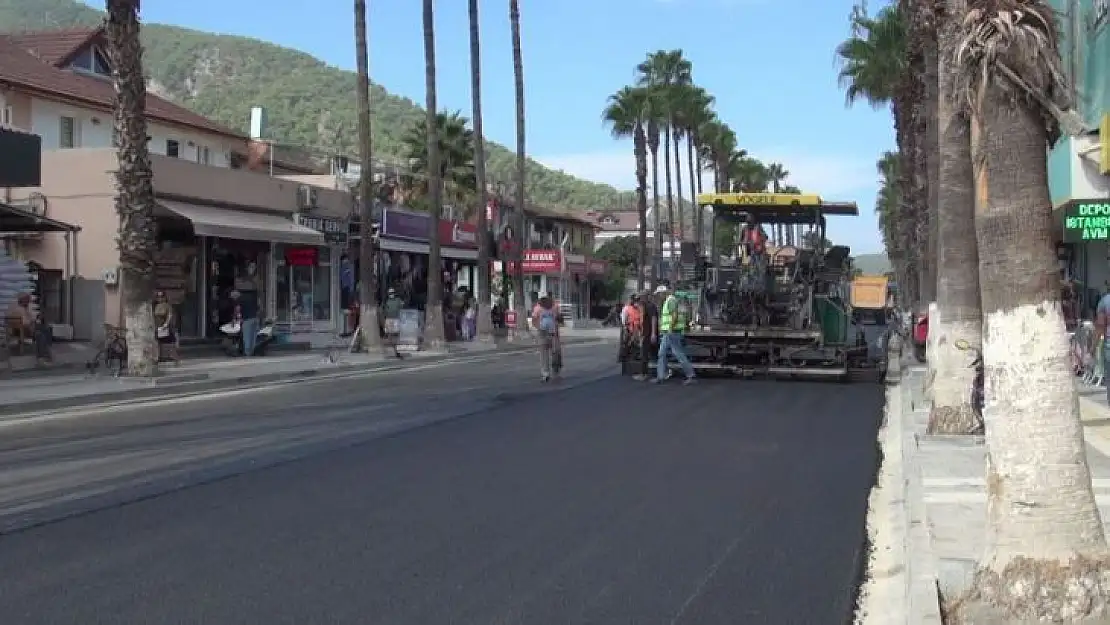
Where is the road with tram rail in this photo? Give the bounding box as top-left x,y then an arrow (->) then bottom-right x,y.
0,340 -> 883,624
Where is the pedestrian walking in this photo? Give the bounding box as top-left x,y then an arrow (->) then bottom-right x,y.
653,284 -> 695,385
638,290 -> 658,381
532,294 -> 560,382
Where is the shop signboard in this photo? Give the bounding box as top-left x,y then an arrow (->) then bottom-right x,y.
523,249 -> 560,273
588,259 -> 608,275
293,213 -> 348,244
1062,201 -> 1110,242
397,308 -> 421,351
381,208 -> 480,249
437,220 -> 478,248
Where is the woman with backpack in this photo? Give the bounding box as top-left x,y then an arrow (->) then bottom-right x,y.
532,294 -> 561,381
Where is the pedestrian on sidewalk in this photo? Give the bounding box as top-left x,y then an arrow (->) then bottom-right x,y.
653,284 -> 695,385
638,290 -> 658,381
532,294 -> 561,382
1095,292 -> 1110,402
153,291 -> 180,364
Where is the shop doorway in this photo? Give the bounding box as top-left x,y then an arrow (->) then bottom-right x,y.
206,238 -> 268,337
274,244 -> 333,331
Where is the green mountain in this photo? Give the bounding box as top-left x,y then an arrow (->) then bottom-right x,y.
853,253 -> 891,275
0,0 -> 636,211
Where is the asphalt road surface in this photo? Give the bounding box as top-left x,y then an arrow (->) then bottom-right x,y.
0,341 -> 883,624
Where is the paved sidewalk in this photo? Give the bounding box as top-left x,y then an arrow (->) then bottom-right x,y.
859,362 -> 1110,624
0,329 -> 617,417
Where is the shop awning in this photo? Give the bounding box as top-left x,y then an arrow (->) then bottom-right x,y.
159,200 -> 325,246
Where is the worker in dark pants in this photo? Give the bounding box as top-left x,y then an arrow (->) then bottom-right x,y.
637,290 -> 659,381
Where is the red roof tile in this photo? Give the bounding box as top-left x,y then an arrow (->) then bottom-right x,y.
3,28 -> 100,66
0,28 -> 245,142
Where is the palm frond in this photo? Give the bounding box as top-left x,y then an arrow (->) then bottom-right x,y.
952,0 -> 1069,137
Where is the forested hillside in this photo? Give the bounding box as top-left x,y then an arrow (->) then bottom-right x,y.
0,0 -> 636,211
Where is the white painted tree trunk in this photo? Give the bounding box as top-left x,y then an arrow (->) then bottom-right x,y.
123,296 -> 157,377
925,301 -> 939,399
982,302 -> 1105,566
929,315 -> 979,422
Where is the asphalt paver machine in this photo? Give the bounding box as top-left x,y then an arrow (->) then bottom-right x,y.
671,192 -> 885,381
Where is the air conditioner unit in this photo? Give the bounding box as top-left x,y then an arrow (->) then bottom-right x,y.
297,185 -> 318,210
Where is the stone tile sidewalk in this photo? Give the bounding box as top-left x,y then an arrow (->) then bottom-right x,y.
863,363 -> 1110,624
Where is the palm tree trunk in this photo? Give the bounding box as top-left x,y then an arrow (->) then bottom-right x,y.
649,142 -> 661,288
662,125 -> 674,275
509,0 -> 527,327
672,126 -> 685,243
105,0 -> 157,377
634,124 -> 648,292
422,0 -> 445,349
468,0 -> 493,342
354,0 -> 382,352
686,134 -> 698,247
922,19 -> 941,397
954,65 -> 1110,622
927,0 -> 979,435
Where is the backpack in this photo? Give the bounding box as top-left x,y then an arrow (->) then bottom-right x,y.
538,307 -> 558,332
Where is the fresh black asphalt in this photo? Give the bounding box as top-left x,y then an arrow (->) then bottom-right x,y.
0,342 -> 883,624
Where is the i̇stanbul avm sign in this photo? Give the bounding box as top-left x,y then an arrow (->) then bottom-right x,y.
1063,201 -> 1110,241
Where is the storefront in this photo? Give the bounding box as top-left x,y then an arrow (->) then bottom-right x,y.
495,249 -> 607,316
1061,199 -> 1110,320
376,208 -> 480,308
153,200 -> 333,339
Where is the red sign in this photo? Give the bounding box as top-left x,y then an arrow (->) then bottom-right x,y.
505,309 -> 517,328
285,247 -> 318,266
437,220 -> 478,248
523,249 -> 560,273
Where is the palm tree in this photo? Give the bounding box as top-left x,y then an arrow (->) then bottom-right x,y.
104,0 -> 157,376
637,50 -> 691,262
602,86 -> 651,291
765,162 -> 788,243
468,0 -> 493,342
421,0 -> 446,349
947,2 -> 1109,618
354,0 -> 382,352
676,87 -> 714,246
928,0 -> 980,435
402,111 -> 477,209
509,0 -> 527,324
645,90 -> 664,286
836,2 -> 921,303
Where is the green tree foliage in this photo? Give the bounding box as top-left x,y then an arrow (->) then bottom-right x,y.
0,0 -> 636,212
594,236 -> 639,269
401,111 -> 476,213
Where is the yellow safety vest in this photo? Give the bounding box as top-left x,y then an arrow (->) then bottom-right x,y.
659,295 -> 686,333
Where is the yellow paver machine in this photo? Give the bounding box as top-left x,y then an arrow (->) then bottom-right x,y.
669,192 -> 887,381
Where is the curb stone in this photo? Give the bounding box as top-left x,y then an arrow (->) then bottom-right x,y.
0,338 -> 603,418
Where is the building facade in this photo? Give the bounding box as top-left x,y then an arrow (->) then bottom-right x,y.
0,27 -> 348,343
1049,0 -> 1110,319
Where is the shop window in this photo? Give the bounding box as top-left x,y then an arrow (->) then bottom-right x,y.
275,244 -> 332,325
313,246 -> 332,322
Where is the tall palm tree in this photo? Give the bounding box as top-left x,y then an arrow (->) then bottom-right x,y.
928,0 -> 980,435
509,0 -> 527,324
645,92 -> 664,286
836,2 -> 920,303
354,0 -> 382,352
676,87 -> 713,246
638,50 -> 692,264
468,0 -> 493,342
105,0 -> 157,376
402,112 -> 476,209
602,86 -> 651,291
421,0 -> 446,348
947,2 -> 1109,619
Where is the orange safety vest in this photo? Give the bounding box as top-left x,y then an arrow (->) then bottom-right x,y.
622,303 -> 642,332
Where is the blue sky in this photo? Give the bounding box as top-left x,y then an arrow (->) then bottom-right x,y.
84,0 -> 895,254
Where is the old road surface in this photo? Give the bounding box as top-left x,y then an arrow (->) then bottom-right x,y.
0,340 -> 883,624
